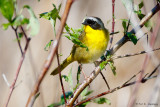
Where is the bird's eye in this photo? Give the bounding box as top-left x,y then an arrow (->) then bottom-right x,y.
87,20 -> 95,25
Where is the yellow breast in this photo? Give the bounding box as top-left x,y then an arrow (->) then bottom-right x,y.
84,25 -> 108,62
73,25 -> 109,63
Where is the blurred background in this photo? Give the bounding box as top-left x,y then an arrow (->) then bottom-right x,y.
0,0 -> 160,107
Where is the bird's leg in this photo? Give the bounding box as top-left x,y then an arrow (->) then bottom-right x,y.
78,63 -> 88,80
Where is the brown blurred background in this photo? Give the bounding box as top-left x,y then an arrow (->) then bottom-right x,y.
0,0 -> 160,107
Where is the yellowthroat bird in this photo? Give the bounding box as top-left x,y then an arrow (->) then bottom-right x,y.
51,17 -> 109,75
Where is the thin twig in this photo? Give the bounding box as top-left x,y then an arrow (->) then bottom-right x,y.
25,0 -> 74,106
67,4 -> 160,106
113,47 -> 160,59
56,51 -> 67,104
108,0 -> 116,49
100,72 -> 110,90
11,26 -> 23,55
74,64 -> 158,107
122,71 -> 141,86
5,36 -> 31,107
20,26 -> 28,41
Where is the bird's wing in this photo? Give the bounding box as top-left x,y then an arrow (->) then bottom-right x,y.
70,31 -> 86,56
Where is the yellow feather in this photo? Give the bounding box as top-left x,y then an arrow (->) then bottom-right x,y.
51,20 -> 109,75
72,25 -> 109,63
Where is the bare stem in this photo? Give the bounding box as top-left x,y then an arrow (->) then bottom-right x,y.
56,51 -> 67,104
113,47 -> 160,59
25,0 -> 74,106
20,26 -> 28,41
5,26 -> 31,107
11,26 -> 23,55
108,0 -> 115,49
100,72 -> 110,90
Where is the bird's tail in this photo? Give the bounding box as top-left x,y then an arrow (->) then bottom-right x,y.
50,55 -> 74,75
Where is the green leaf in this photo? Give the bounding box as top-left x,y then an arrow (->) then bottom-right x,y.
18,32 -> 24,39
61,75 -> 69,82
144,20 -> 153,31
21,18 -> 30,25
122,21 -> 127,32
73,83 -> 80,92
93,98 -> 111,105
2,15 -> 29,30
78,101 -> 90,107
77,65 -> 81,84
44,40 -> 53,51
12,15 -> 29,27
58,53 -> 63,56
24,5 -> 40,36
47,103 -> 62,107
126,32 -> 138,45
80,87 -> 88,100
138,12 -> 145,20
40,4 -> 61,22
40,4 -> 61,36
65,24 -> 70,32
48,91 -> 73,107
51,4 -> 61,21
60,91 -> 72,106
64,25 -> 88,51
108,61 -> 116,76
35,92 -> 40,100
2,23 -> 11,30
85,90 -> 94,96
0,0 -> 14,21
80,87 -> 93,100
121,19 -> 130,34
138,1 -> 144,9
39,12 -> 51,20
99,61 -> 108,70
61,91 -> 73,101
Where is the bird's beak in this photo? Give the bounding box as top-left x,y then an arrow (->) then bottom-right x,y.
82,21 -> 87,25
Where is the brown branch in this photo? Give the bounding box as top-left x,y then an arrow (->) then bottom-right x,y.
100,72 -> 110,90
20,26 -> 28,41
113,47 -> 160,59
56,51 -> 67,104
74,64 -> 159,107
25,0 -> 74,106
11,26 -> 23,55
5,28 -> 31,107
108,0 -> 115,49
67,3 -> 160,106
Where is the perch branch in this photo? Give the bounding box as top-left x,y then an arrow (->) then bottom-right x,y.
25,0 -> 74,106
74,63 -> 159,106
